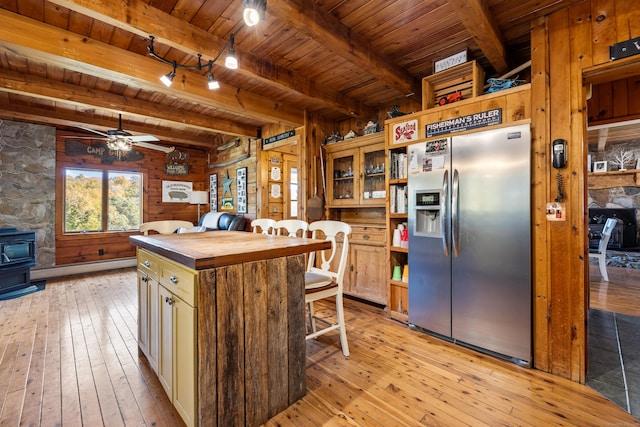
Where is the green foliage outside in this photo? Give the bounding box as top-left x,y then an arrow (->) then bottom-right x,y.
108,172 -> 142,231
65,169 -> 142,232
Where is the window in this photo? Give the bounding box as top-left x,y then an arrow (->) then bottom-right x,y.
64,168 -> 142,233
289,166 -> 298,217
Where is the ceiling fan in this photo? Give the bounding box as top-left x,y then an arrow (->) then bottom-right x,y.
66,114 -> 175,153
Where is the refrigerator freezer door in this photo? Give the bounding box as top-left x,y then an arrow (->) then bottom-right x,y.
408,140 -> 452,337
451,124 -> 531,363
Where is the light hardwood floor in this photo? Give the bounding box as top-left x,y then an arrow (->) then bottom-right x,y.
1,269 -> 638,426
590,264 -> 640,316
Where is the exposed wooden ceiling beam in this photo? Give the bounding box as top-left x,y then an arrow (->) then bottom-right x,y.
0,8 -> 303,128
597,128 -> 609,152
448,0 -> 509,74
47,0 -> 376,119
0,68 -> 256,137
0,103 -> 217,147
267,0 -> 422,100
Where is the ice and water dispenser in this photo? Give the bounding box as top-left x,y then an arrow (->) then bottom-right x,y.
412,190 -> 442,237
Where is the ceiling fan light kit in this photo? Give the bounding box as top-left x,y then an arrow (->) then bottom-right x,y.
64,114 -> 174,156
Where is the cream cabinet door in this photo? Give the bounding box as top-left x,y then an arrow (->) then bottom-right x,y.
173,296 -> 197,427
138,271 -> 160,373
147,277 -> 159,374
158,284 -> 174,399
158,284 -> 197,427
137,271 -> 149,357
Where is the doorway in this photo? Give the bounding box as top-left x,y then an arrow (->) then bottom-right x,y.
584,75 -> 640,417
257,135 -> 301,221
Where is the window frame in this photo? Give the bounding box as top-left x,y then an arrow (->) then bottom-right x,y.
63,167 -> 143,234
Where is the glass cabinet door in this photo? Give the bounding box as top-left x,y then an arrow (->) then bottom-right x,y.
330,151 -> 356,204
362,147 -> 385,203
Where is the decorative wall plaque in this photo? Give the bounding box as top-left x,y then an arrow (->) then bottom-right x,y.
164,150 -> 190,175
162,180 -> 192,203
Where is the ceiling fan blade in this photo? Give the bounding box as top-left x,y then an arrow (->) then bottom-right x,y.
133,141 -> 175,153
62,135 -> 108,140
76,126 -> 110,137
129,135 -> 160,142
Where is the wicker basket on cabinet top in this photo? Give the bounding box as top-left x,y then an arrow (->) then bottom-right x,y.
422,60 -> 485,110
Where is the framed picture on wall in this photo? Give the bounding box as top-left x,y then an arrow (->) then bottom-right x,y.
593,161 -> 607,173
236,167 -> 247,214
209,174 -> 218,212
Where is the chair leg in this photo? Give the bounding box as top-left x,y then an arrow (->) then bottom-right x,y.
308,301 -> 317,334
335,293 -> 350,357
598,254 -> 609,281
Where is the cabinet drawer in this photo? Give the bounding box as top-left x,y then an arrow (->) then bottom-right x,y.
350,226 -> 386,245
138,249 -> 161,278
159,260 -> 197,307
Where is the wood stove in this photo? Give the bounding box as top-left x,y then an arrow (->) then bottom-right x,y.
0,228 -> 36,294
588,208 -> 637,250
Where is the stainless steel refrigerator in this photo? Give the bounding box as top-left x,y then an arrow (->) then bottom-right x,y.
407,124 -> 531,365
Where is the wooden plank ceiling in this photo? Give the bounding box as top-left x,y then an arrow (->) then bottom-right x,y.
0,0 -> 580,150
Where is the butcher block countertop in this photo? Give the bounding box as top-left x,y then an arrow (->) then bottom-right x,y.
129,230 -> 330,270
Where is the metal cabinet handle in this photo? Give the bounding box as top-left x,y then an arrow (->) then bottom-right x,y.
170,275 -> 178,284
143,260 -> 150,267
141,275 -> 148,283
363,234 -> 369,240
165,296 -> 175,305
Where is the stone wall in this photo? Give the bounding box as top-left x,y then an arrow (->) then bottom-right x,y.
588,139 -> 640,247
0,119 -> 56,268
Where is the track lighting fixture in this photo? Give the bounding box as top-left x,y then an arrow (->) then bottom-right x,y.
224,34 -> 238,70
160,63 -> 176,87
148,30 -> 240,91
243,0 -> 266,27
148,2 -> 267,90
207,72 -> 220,90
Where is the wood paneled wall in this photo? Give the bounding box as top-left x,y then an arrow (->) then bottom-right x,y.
532,0 -> 640,381
55,130 -> 207,265
588,76 -> 640,124
206,136 -> 258,221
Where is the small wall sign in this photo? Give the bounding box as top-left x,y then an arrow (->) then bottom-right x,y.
271,166 -> 281,181
164,150 -> 190,175
425,108 -> 503,137
162,180 -> 192,203
434,50 -> 467,73
392,119 -> 419,144
610,36 -> 640,61
65,139 -> 144,164
263,129 -> 295,146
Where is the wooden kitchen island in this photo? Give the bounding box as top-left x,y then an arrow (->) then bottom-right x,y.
129,231 -> 330,427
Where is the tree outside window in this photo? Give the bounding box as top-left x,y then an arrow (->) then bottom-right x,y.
64,168 -> 142,233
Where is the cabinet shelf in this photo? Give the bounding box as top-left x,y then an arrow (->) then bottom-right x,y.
389,178 -> 407,185
389,279 -> 408,288
386,130 -> 409,323
389,213 -> 408,219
